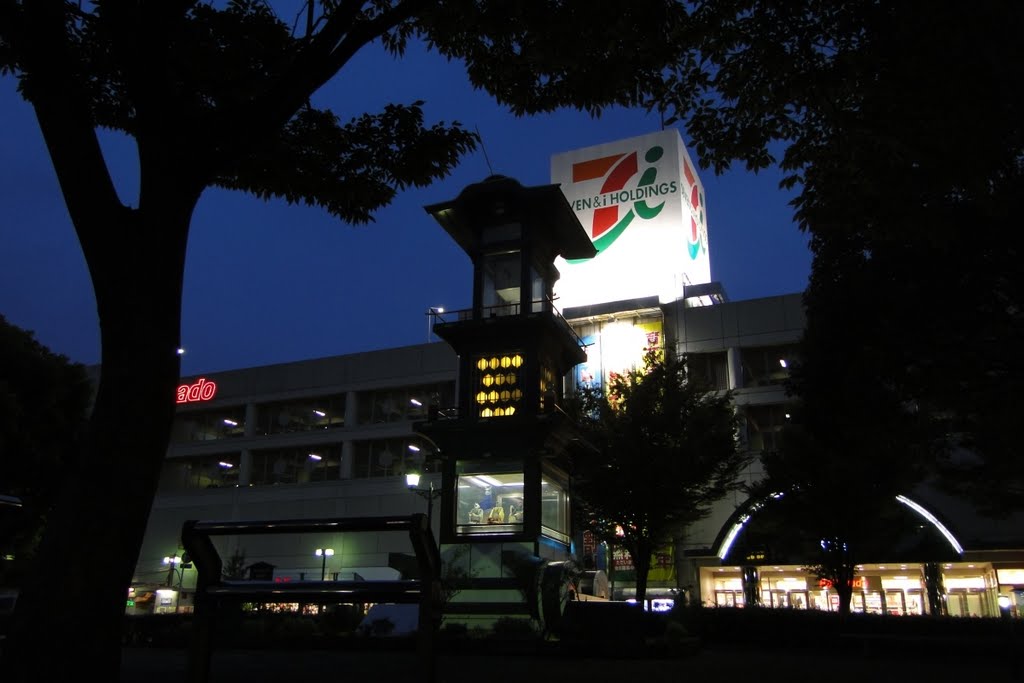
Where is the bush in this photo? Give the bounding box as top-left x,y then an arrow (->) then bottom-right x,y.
491,616 -> 538,639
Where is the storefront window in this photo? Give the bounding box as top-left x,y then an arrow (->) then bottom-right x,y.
455,465 -> 525,535
541,471 -> 570,544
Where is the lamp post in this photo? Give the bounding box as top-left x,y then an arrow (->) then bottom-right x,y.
426,306 -> 444,342
163,554 -> 184,588
315,547 -> 334,581
406,471 -> 442,545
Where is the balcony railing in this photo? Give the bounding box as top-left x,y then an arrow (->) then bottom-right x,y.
432,297 -> 586,349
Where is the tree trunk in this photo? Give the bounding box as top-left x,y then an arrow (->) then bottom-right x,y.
833,559 -> 856,616
1,187 -> 195,681
632,539 -> 653,607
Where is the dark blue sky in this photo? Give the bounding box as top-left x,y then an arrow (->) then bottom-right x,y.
0,38 -> 811,376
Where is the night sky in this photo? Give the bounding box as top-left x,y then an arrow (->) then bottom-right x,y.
0,38 -> 811,376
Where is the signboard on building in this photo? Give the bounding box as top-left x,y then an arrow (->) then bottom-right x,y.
551,129 -> 711,311
176,377 -> 217,403
574,319 -> 663,394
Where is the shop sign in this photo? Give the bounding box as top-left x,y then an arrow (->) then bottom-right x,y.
819,577 -> 866,590
997,569 -> 1024,585
583,530 -> 596,557
176,378 -> 217,403
552,129 -> 711,309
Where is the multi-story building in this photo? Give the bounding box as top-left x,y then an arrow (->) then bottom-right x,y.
129,130 -> 1024,620
132,286 -> 1024,618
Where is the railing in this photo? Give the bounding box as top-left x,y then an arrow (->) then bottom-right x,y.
181,513 -> 442,683
433,297 -> 587,349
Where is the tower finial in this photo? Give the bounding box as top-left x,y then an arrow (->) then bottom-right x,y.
475,125 -> 495,176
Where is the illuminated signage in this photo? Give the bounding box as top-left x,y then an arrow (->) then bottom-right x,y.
551,129 -> 711,310
819,577 -> 866,590
176,378 -> 217,404
575,319 -> 663,395
997,569 -> 1024,585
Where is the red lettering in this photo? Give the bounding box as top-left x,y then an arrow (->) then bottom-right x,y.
176,378 -> 218,404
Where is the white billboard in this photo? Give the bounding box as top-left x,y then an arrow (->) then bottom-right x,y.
550,129 -> 710,311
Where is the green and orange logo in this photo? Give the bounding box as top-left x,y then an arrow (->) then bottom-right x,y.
566,145 -> 706,263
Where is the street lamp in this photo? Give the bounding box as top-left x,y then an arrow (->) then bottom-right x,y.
314,547 -> 334,581
163,554 -> 187,588
406,469 -> 442,543
426,306 -> 444,342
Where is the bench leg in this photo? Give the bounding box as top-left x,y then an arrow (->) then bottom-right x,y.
187,600 -> 214,683
417,603 -> 438,683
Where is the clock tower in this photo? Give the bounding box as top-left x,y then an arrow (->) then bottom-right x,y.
417,175 -> 596,633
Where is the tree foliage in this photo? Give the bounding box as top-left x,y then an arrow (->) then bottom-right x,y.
0,315 -> 92,587
742,283 -> 955,613
659,1 -> 1024,514
0,2 -> 695,679
570,350 -> 748,604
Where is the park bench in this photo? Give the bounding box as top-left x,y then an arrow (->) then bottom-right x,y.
181,513 -> 442,683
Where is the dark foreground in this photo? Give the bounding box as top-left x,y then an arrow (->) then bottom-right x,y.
121,640 -> 1022,683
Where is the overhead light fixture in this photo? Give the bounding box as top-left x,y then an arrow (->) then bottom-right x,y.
778,359 -> 788,368
308,453 -> 322,461
410,398 -> 423,407
223,419 -> 238,427
218,461 -> 233,469
407,444 -> 421,452
313,409 -> 326,417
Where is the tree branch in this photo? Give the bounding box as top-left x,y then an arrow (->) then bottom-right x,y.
201,0 -> 431,175
20,1 -> 125,243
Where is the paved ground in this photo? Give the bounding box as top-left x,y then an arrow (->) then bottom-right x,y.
121,641 -> 1022,683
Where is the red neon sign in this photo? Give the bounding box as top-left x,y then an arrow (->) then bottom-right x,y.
176,378 -> 217,404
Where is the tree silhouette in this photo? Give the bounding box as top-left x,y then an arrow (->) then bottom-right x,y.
0,316 -> 91,588
0,2 -> 693,678
658,1 -> 1024,514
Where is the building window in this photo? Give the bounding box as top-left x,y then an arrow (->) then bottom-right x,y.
482,249 -> 521,316
159,454 -> 241,491
250,445 -> 342,485
455,465 -> 525,535
351,437 -> 434,479
256,394 -> 345,435
473,353 -> 524,418
741,404 -> 792,453
356,383 -> 454,425
540,471 -> 570,544
539,364 -> 556,410
740,345 -> 799,388
686,351 -> 729,391
529,263 -> 548,313
171,406 -> 246,442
